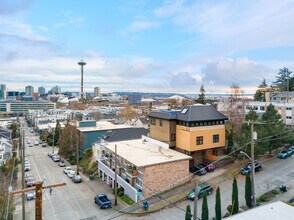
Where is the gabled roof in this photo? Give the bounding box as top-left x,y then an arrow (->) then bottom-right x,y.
102,127 -> 149,142
138,117 -> 149,124
177,105 -> 228,122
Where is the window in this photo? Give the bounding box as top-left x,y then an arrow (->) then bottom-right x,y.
286,116 -> 292,119
196,136 -> 203,145
213,134 -> 219,143
181,108 -> 188,114
160,119 -> 163,126
150,118 -> 156,125
260,106 -> 265,111
286,107 -> 292,110
136,178 -> 143,187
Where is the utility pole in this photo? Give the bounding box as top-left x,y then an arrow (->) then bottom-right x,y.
114,144 -> 118,205
287,75 -> 289,103
193,181 -> 198,220
250,122 -> 256,207
52,128 -> 55,154
76,131 -> 80,175
10,182 -> 66,220
22,129 -> 25,220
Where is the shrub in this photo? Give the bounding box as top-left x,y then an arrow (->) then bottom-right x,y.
118,191 -> 124,197
258,195 -> 268,202
271,189 -> 279,195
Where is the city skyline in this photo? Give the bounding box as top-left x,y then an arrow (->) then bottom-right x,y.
0,0 -> 294,94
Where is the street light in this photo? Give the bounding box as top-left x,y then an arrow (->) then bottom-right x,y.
240,151 -> 251,160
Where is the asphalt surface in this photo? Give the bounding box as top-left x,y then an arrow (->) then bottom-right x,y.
14,119 -> 117,220
120,153 -> 294,220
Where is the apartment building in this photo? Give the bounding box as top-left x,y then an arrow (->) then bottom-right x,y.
149,104 -> 228,164
0,101 -> 55,114
95,136 -> 191,202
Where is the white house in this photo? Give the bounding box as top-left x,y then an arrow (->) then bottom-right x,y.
0,137 -> 12,165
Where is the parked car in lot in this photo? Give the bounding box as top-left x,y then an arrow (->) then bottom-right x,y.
72,175 -> 82,183
67,170 -> 76,179
277,149 -> 293,159
289,145 -> 294,152
48,152 -> 54,158
187,182 -> 213,200
63,167 -> 72,174
199,163 -> 216,172
240,161 -> 262,175
189,165 -> 207,175
26,191 -> 36,201
26,177 -> 35,187
34,141 -> 39,146
25,173 -> 33,182
94,194 -> 112,209
42,143 -> 47,147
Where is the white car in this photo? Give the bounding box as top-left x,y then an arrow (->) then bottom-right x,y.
63,167 -> 72,174
67,170 -> 76,179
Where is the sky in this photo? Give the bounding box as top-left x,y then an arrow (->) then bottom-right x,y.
0,0 -> 294,94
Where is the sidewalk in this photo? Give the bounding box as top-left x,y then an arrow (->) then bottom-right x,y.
115,160 -> 243,215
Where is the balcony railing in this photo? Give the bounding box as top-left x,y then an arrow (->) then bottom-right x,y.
127,169 -> 138,177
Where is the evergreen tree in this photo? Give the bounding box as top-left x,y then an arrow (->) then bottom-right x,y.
197,84 -> 206,104
54,120 -> 61,146
273,67 -> 293,91
254,78 -> 267,101
215,187 -> 221,220
202,192 -> 209,220
185,204 -> 192,220
245,174 -> 252,208
231,177 -> 239,215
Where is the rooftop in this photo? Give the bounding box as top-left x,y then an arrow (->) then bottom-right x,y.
78,121 -> 131,132
226,201 -> 294,220
102,138 -> 191,167
102,127 -> 149,142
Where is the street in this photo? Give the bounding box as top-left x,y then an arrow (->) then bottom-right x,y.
13,119 -> 117,220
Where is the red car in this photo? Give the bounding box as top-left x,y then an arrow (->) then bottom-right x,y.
200,163 -> 216,172
26,177 -> 36,187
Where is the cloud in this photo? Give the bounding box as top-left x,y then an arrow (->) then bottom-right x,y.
202,58 -> 269,87
53,22 -> 65,28
170,72 -> 197,88
154,1 -> 294,51
0,0 -> 33,15
38,25 -> 48,32
121,21 -> 160,36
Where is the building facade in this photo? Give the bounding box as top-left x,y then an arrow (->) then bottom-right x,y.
25,85 -> 34,96
94,87 -> 101,97
128,94 -> 142,105
0,137 -> 12,165
38,87 -> 46,96
0,101 -> 55,114
0,84 -> 6,99
149,105 -> 228,164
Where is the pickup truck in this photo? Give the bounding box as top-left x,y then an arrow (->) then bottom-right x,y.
94,194 -> 112,209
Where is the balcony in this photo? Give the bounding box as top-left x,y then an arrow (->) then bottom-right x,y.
126,168 -> 138,178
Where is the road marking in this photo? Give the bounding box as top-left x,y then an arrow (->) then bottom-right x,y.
75,210 -> 80,218
31,155 -> 57,219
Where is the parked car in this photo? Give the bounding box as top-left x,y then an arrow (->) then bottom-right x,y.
48,152 -> 53,158
72,175 -> 82,183
63,167 -> 72,174
26,177 -> 35,187
52,156 -> 60,162
67,170 -> 76,179
240,161 -> 262,175
42,143 -> 47,147
94,194 -> 112,209
38,140 -> 43,144
24,165 -> 31,172
26,191 -> 36,201
277,149 -> 293,159
34,141 -> 39,146
25,173 -> 33,182
187,182 -> 213,200
289,145 -> 294,152
189,165 -> 207,175
199,163 -> 216,172
58,161 -> 65,167
29,144 -> 33,147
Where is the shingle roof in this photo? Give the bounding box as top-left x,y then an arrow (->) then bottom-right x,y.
149,105 -> 228,122
102,127 -> 149,142
148,110 -> 178,120
177,105 -> 228,122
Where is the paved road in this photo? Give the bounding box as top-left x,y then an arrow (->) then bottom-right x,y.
118,155 -> 294,220
14,119 -> 117,220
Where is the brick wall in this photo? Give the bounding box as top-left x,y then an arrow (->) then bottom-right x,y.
143,160 -> 190,197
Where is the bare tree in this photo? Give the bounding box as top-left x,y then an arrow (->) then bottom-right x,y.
118,105 -> 137,122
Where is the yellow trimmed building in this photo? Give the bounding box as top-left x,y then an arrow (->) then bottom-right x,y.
149,104 -> 228,164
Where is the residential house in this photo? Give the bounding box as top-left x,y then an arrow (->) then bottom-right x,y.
95,136 -> 191,202
149,104 -> 228,164
0,137 -> 12,165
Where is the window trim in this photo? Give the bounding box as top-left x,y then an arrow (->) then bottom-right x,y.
196,136 -> 203,145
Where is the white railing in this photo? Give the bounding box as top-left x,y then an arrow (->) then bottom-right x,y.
98,160 -> 138,202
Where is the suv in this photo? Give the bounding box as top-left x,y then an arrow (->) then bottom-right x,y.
277,149 -> 293,159
241,161 -> 262,175
187,182 -> 213,200
72,175 -> 82,183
